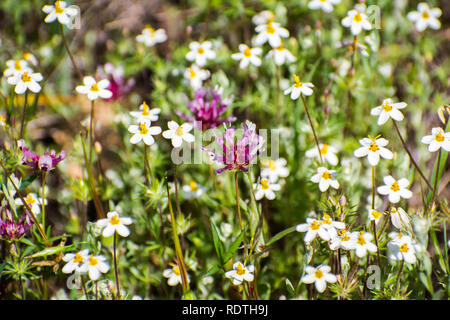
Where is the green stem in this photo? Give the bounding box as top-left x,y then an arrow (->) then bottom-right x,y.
144,144 -> 153,186
41,172 -> 47,232
89,100 -> 95,165
19,91 -> 28,139
432,148 -> 441,206
394,260 -> 404,295
300,94 -> 323,164
60,24 -> 83,80
235,171 -> 243,231
113,233 -> 121,299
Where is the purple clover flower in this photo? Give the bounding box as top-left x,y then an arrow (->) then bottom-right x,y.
202,121 -> 265,173
0,209 -> 32,240
175,88 -> 236,131
97,63 -> 134,101
18,140 -> 65,172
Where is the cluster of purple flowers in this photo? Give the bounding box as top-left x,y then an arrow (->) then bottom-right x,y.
96,63 -> 134,101
18,139 -> 65,172
0,209 -> 32,240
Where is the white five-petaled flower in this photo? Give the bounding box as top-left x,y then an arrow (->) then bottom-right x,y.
369,209 -> 384,225
130,101 -> 161,122
15,193 -> 47,215
75,76 -> 112,101
377,175 -> 413,204
370,99 -> 407,125
296,217 -> 334,243
186,41 -> 216,66
330,229 -> 355,251
162,121 -> 195,148
79,254 -> 109,281
231,44 -> 262,69
96,211 -> 133,237
136,25 -> 167,47
184,65 -> 210,90
266,42 -> 296,66
284,74 -> 314,99
7,70 -> 43,94
3,59 -> 30,78
351,231 -> 377,258
62,249 -> 90,274
305,144 -> 339,166
301,265 -> 337,293
260,158 -> 289,183
42,1 -> 77,25
407,3 -> 441,32
254,22 -> 289,48
308,0 -> 341,13
353,136 -> 393,166
225,261 -> 254,285
252,10 -> 275,26
182,181 -> 206,199
389,207 -> 410,229
311,167 -> 339,192
421,127 -> 450,152
163,263 -> 189,286
341,6 -> 372,35
387,232 -> 418,264
128,120 -> 162,146
254,178 -> 281,200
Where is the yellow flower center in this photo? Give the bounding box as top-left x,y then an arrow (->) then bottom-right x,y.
26,194 -> 36,205
14,61 -> 22,71
73,253 -> 84,264
310,220 -> 320,230
268,160 -> 277,171
55,1 -> 64,14
276,41 -> 284,51
236,263 -> 246,276
320,144 -> 328,155
21,72 -> 32,83
321,171 -> 331,180
173,266 -> 181,276
139,122 -> 149,135
357,232 -> 366,245
266,22 -> 276,34
371,211 -> 383,220
368,142 -> 379,152
293,74 -> 302,88
421,11 -> 429,19
435,132 -> 445,142
390,181 -> 400,192
261,179 -> 270,190
197,47 -> 205,55
89,256 -> 98,266
175,126 -> 184,137
110,214 -> 120,225
399,243 -> 409,253
189,181 -> 198,192
383,101 -> 393,112
189,67 -> 196,79
353,12 -> 363,23
90,83 -> 99,92
314,269 -> 324,279
243,47 -> 252,57
0,115 -> 6,124
141,101 -> 150,116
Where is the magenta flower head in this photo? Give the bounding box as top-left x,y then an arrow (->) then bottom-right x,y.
175,88 -> 236,131
0,208 -> 32,240
96,62 -> 134,101
202,121 -> 265,173
18,139 -> 65,172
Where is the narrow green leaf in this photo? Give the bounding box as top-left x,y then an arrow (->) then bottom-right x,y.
27,245 -> 73,258
19,175 -> 38,191
223,228 -> 245,264
286,278 -> 296,297
210,222 -> 224,265
266,226 -> 297,246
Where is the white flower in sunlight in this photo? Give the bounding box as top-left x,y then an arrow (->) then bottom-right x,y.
388,232 -> 418,264
260,158 -> 289,183
377,175 -> 412,204
79,255 -> 109,281
407,3 -> 441,32
284,74 -> 314,99
231,44 -> 262,68
0,114 -> 6,127
130,101 -> 161,122
3,59 -> 30,78
369,209 -> 384,225
254,178 -> 281,200
266,41 -> 296,66
421,127 -> 450,152
308,0 -> 341,13
353,136 -> 393,166
128,120 -> 162,146
320,214 -> 346,239
22,52 -> 38,66
389,207 -> 410,229
341,6 -> 371,35
252,10 -> 275,25
225,261 -> 254,285
301,265 -> 337,293
42,1 -> 77,25
186,41 -> 216,66
330,229 -> 355,251
311,167 -> 339,192
75,76 -> 112,101
62,249 -> 90,274
7,70 -> 43,94
97,211 -> 133,237
15,193 -> 47,215
351,231 -> 377,258
370,99 -> 407,125
183,181 -> 206,199
136,25 -> 167,47
184,65 -> 210,90
254,22 -> 289,48
296,218 -> 332,243
162,121 -> 195,148
306,144 -> 338,166
163,263 -> 189,286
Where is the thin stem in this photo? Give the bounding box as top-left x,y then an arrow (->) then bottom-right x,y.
432,148 -> 441,206
60,24 -> 83,80
89,100 -> 95,165
235,171 -> 243,231
173,164 -> 182,217
300,94 -> 323,164
276,65 -> 281,121
394,260 -> 404,295
143,144 -> 152,186
19,91 -> 28,139
371,166 -> 381,266
81,275 -> 89,300
113,233 -> 121,299
41,172 -> 47,232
